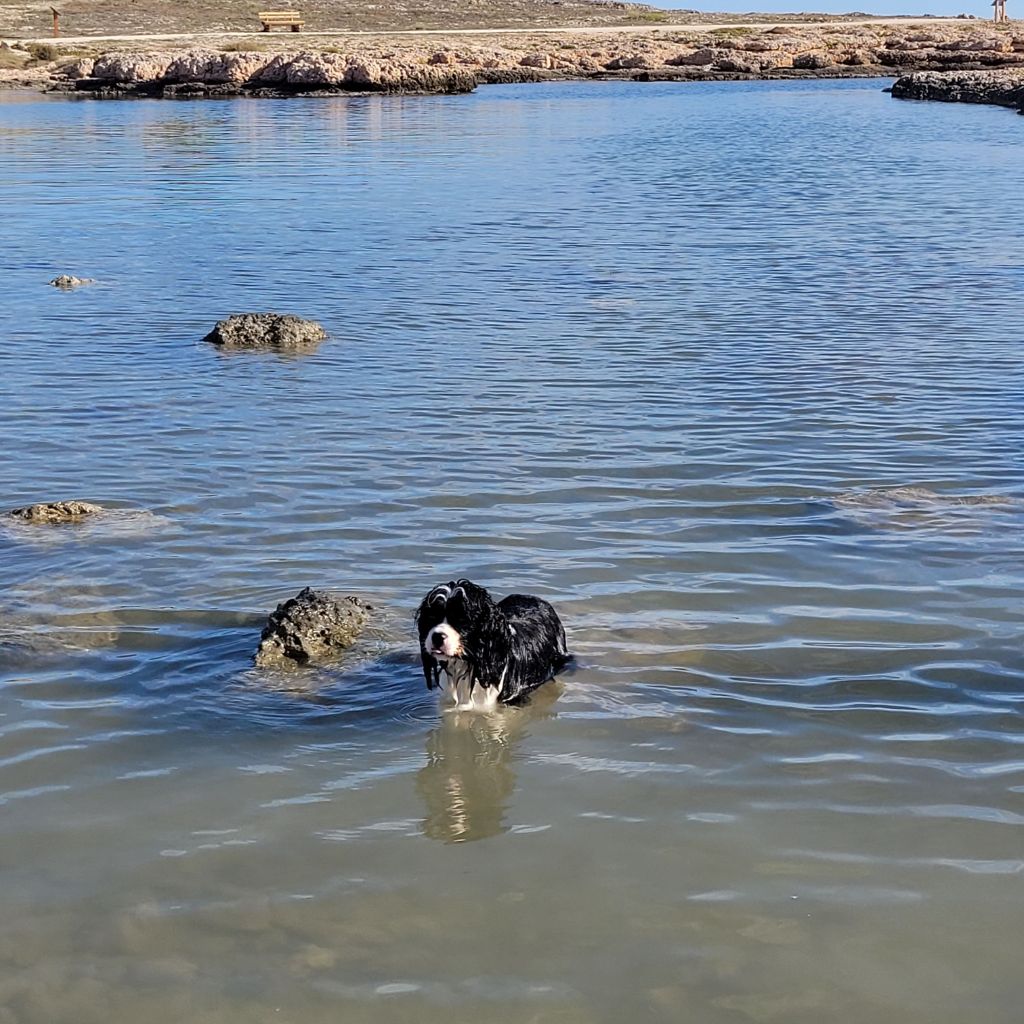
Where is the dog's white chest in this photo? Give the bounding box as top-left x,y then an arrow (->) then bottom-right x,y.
441,661 -> 500,712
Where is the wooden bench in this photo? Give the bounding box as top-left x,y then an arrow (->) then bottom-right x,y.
258,9 -> 304,31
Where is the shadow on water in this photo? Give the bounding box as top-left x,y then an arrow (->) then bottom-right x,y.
210,649 -> 439,731
417,684 -> 560,844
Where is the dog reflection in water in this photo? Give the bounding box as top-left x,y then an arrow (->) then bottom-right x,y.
416,688 -> 558,843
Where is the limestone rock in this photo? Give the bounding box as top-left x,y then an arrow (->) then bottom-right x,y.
202,313 -> 327,352
9,501 -> 104,523
837,50 -> 871,67
793,51 -> 833,71
891,69 -> 1024,107
714,56 -> 758,74
58,57 -> 94,80
743,39 -> 786,54
878,48 -> 926,68
164,50 -> 266,85
90,53 -> 172,83
254,588 -> 371,668
758,52 -> 795,70
251,51 -> 475,92
58,48 -> 476,96
603,54 -> 654,71
520,53 -> 555,69
345,60 -> 476,93
937,35 -> 1012,53
281,51 -> 351,87
667,48 -> 719,68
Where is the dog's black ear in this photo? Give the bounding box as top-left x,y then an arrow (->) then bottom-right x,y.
414,594 -> 430,632
454,580 -> 493,613
461,586 -> 511,689
415,595 -> 441,690
421,653 -> 439,690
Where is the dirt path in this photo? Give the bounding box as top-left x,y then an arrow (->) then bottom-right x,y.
3,17 -> 977,46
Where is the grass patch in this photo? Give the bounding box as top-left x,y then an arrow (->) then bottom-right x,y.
26,41 -> 60,63
220,39 -> 271,52
710,27 -> 755,38
0,47 -> 30,68
623,11 -> 670,23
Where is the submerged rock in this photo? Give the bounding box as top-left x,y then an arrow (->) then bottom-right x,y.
9,500 -> 104,523
0,625 -> 70,665
832,486 -> 1018,511
49,274 -> 95,289
203,313 -> 327,353
255,588 -> 372,668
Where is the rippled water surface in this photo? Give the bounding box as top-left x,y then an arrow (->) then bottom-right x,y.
2,80 -> 1024,1023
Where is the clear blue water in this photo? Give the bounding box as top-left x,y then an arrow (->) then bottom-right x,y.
1,79 -> 1024,1023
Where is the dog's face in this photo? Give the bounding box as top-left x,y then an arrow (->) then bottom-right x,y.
416,580 -> 491,660
416,580 -> 497,687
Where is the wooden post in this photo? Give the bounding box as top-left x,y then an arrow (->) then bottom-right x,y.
51,6 -> 60,36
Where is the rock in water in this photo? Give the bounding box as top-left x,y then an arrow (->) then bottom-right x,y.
255,588 -> 371,668
832,487 -> 1017,511
203,313 -> 328,353
9,500 -> 104,523
891,70 -> 1024,109
50,275 -> 95,289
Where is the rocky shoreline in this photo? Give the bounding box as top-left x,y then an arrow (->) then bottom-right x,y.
51,50 -> 478,96
1,22 -> 1023,98
891,68 -> 1024,112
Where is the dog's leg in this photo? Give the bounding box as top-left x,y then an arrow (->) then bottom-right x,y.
468,684 -> 500,711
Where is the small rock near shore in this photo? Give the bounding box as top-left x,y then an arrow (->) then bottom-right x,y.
9,500 -> 104,523
255,588 -> 371,668
50,275 -> 95,289
203,313 -> 328,352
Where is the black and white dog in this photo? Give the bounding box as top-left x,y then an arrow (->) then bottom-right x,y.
416,579 -> 570,710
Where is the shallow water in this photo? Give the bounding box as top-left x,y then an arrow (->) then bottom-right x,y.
2,79 -> 1024,1023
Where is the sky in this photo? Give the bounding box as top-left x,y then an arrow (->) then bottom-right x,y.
655,0 -> 994,16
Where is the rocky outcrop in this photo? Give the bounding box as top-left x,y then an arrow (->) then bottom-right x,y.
63,48 -> 477,97
255,588 -> 372,668
49,274 -> 95,289
164,50 -> 267,85
666,47 -> 720,67
203,313 -> 327,353
57,57 -> 94,81
91,52 -> 174,84
891,70 -> 1024,111
9,500 -> 104,523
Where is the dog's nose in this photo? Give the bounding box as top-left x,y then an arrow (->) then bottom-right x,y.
431,631 -> 446,648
